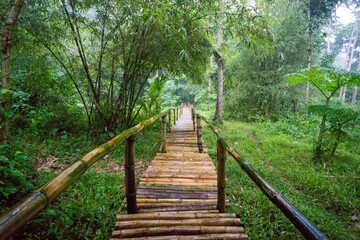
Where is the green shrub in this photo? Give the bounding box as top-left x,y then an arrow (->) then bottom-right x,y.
0,144 -> 35,204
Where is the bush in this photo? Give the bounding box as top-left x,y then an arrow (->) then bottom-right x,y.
0,144 -> 35,205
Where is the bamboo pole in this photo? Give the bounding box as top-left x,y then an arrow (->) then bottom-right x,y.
217,139 -> 226,213
173,109 -> 176,125
125,135 -> 137,214
0,108 -> 175,239
116,212 -> 238,221
191,107 -> 196,132
168,109 -> 171,133
111,225 -> 245,238
196,116 -> 204,153
115,218 -> 242,229
196,112 -> 328,240
161,115 -> 166,153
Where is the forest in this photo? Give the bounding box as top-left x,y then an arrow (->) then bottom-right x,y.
0,0 -> 359,239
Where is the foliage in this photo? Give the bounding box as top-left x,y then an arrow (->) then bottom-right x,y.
162,76 -> 202,107
309,105 -> 360,156
142,76 -> 166,116
13,171 -> 124,240
224,0 -> 308,121
288,66 -> 360,160
20,0 -> 213,133
0,144 -> 35,201
288,66 -> 360,100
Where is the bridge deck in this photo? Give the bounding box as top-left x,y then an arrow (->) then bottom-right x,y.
111,107 -> 248,239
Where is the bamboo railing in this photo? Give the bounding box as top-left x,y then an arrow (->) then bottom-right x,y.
194,111 -> 328,240
0,107 -> 179,240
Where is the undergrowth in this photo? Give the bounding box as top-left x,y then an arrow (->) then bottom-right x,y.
2,123 -> 162,239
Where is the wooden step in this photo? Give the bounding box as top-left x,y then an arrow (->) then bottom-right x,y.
111,226 -> 246,238
112,233 -> 248,239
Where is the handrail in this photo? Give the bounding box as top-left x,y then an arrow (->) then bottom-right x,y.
0,107 -> 178,240
195,112 -> 328,240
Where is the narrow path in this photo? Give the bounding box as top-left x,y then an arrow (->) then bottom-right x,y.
111,107 -> 248,239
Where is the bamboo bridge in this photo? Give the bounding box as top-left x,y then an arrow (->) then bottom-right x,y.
0,105 -> 327,240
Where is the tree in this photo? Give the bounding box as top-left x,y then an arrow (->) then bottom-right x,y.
304,0 -> 339,110
0,0 -> 25,144
211,1 -> 272,123
21,0 -> 213,134
288,66 -> 360,161
224,0 -> 307,121
213,14 -> 224,123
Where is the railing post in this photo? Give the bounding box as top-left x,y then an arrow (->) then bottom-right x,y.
192,108 -> 196,132
173,109 -> 176,125
168,110 -> 172,133
161,114 -> 167,153
125,135 -> 137,214
176,108 -> 179,121
217,138 -> 226,213
196,116 -> 204,153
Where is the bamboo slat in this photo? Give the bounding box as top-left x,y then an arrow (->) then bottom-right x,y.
115,218 -> 242,230
137,205 -> 219,213
112,226 -> 245,238
113,233 -> 248,240
116,212 -> 238,221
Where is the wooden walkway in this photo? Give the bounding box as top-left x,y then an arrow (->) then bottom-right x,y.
111,107 -> 248,239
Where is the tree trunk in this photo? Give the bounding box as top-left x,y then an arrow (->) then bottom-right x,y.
352,86 -> 358,104
341,21 -> 359,102
305,7 -> 312,114
330,128 -> 341,158
351,21 -> 360,104
0,0 -> 25,144
313,98 -> 330,162
213,15 -> 223,124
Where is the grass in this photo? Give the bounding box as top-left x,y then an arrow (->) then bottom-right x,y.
201,117 -> 360,239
